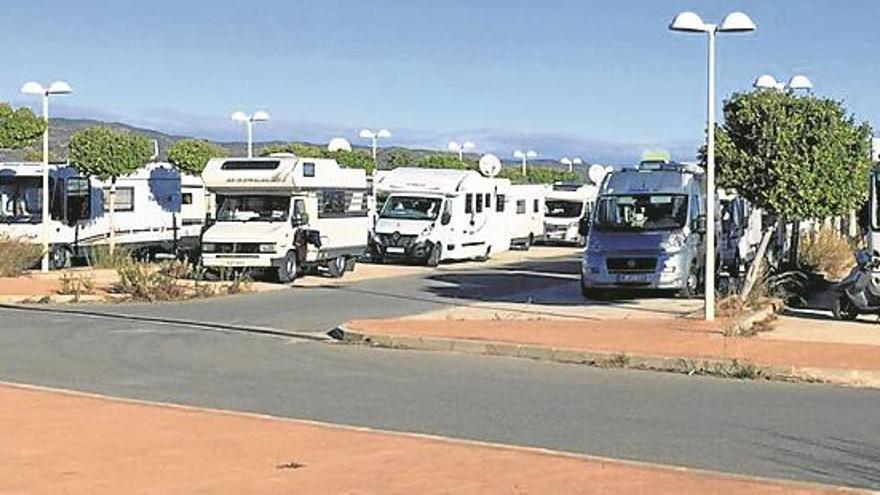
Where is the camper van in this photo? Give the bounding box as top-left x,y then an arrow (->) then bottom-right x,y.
580,160 -> 714,298
371,167 -> 511,265
506,184 -> 546,249
0,161 -> 205,268
542,183 -> 598,246
199,155 -> 370,283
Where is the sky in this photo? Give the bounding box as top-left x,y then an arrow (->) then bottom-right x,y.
1,0 -> 878,165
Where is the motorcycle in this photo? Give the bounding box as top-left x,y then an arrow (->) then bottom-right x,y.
832,249 -> 880,321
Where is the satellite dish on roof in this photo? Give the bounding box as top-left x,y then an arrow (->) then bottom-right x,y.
328,137 -> 352,152
479,154 -> 502,178
588,164 -> 609,186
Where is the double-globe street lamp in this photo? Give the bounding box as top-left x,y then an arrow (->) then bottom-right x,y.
560,157 -> 582,173
20,80 -> 73,273
231,110 -> 270,158
669,10 -> 756,321
754,74 -> 813,92
513,150 -> 537,176
448,140 -> 475,161
359,128 -> 391,163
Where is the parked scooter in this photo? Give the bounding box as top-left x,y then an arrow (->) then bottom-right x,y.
832,249 -> 880,320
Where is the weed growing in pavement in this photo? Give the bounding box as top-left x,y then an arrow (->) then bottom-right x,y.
597,353 -> 630,368
0,235 -> 41,277
58,273 -> 95,302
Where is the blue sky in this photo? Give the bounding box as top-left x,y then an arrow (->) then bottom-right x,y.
1,0 -> 878,164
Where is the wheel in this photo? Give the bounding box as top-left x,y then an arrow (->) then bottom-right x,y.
344,256 -> 357,272
327,256 -> 347,278
832,294 -> 859,321
522,234 -> 533,251
678,262 -> 700,299
477,246 -> 491,262
276,250 -> 298,284
49,245 -> 71,270
426,243 -> 441,267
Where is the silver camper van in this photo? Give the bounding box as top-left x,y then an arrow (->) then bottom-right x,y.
580,161 -> 711,298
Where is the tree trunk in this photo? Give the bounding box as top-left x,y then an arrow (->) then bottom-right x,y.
741,222 -> 778,301
789,220 -> 800,269
109,178 -> 117,255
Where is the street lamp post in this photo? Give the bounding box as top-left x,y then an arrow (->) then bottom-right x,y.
20,80 -> 73,273
448,140 -> 475,161
231,110 -> 270,158
754,74 -> 813,92
560,157 -> 582,173
359,129 -> 391,164
670,11 -> 756,321
513,150 -> 537,176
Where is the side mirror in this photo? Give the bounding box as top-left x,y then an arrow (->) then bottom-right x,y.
694,215 -> 707,234
292,212 -> 309,227
441,211 -> 451,226
578,216 -> 590,236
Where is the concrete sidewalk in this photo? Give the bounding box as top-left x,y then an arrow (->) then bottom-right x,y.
338,317 -> 880,388
0,382 -> 863,494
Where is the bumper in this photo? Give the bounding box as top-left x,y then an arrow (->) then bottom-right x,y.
543,225 -> 581,244
201,253 -> 280,268
371,238 -> 432,260
581,252 -> 688,290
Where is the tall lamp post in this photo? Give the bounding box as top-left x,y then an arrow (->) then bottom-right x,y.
669,11 -> 756,321
20,80 -> 73,273
513,150 -> 537,176
448,140 -> 475,161
231,110 -> 270,158
754,74 -> 813,92
359,128 -> 391,164
560,157 -> 582,173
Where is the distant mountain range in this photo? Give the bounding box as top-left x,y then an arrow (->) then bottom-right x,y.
0,117 -> 591,179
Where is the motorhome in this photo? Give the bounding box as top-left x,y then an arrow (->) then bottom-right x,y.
0,161 -> 205,268
719,191 -> 763,276
199,155 -> 370,283
542,182 -> 598,246
580,159 -> 716,298
371,167 -> 511,265
505,184 -> 545,249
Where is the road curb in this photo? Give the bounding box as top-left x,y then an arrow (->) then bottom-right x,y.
330,325 -> 880,389
0,303 -> 332,342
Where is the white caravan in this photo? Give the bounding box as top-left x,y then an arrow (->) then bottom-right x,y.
371,167 -> 511,265
542,182 -> 598,246
0,161 -> 205,268
200,155 -> 370,282
505,184 -> 545,249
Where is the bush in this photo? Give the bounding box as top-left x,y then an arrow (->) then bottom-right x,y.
58,273 -> 95,302
799,227 -> 855,281
88,245 -> 132,269
0,235 -> 41,277
114,259 -> 187,302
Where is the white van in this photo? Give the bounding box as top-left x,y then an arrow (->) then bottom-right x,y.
505,184 -> 545,250
200,155 -> 370,282
371,167 -> 511,265
0,161 -> 205,268
543,182 -> 598,246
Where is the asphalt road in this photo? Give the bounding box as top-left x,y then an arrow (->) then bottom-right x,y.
0,307 -> 879,490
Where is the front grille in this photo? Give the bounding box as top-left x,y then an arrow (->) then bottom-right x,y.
606,257 -> 657,274
546,224 -> 569,232
378,233 -> 417,248
213,242 -> 262,254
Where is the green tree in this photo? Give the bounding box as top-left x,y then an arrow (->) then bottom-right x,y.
382,149 -> 418,169
260,142 -> 375,174
0,103 -> 46,150
498,166 -> 578,184
711,89 -> 872,294
22,146 -> 60,163
415,153 -> 474,170
69,127 -> 154,253
167,139 -> 227,175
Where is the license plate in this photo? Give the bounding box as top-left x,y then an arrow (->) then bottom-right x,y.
386,247 -> 405,254
618,274 -> 648,283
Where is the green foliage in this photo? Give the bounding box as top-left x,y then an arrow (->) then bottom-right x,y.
383,149 -> 418,168
168,139 -> 227,175
0,103 -> 46,150
260,142 -> 374,173
415,153 -> 474,170
711,90 -> 873,220
22,147 -> 60,162
498,166 -> 579,184
69,127 -> 153,181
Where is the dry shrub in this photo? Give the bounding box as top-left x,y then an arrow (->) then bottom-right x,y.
114,259 -> 187,302
88,245 -> 132,270
58,273 -> 96,302
0,235 -> 41,277
800,227 -> 855,281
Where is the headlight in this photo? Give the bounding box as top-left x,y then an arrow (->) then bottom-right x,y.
660,233 -> 686,253
202,243 -> 215,252
259,243 -> 276,253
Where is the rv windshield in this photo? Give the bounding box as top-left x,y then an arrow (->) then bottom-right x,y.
0,176 -> 43,223
380,196 -> 442,221
216,195 -> 290,222
545,200 -> 583,219
595,194 -> 688,232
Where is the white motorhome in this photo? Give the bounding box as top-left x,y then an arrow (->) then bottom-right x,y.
0,161 -> 205,268
371,167 -> 511,265
200,155 -> 370,282
505,184 -> 545,249
542,182 -> 598,246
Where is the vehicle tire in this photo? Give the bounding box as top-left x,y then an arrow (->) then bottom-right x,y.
276,250 -> 298,284
49,245 -> 71,270
679,262 -> 700,299
477,246 -> 491,262
832,294 -> 859,321
426,243 -> 441,267
345,256 -> 357,273
522,234 -> 533,251
327,256 -> 347,278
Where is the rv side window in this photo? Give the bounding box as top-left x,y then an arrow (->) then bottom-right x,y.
181,193 -> 193,205
66,178 -> 90,223
533,199 -> 539,213
103,187 -> 134,212
496,194 -> 506,213
484,193 -> 491,209
465,194 -> 473,214
516,199 -> 526,214
476,193 -> 483,213
303,162 -> 316,177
